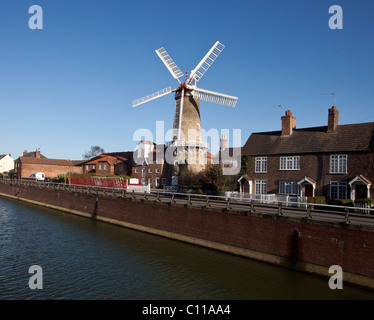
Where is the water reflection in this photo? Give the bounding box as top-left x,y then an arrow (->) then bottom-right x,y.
0,197 -> 374,300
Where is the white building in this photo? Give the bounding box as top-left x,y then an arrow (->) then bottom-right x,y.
0,154 -> 14,174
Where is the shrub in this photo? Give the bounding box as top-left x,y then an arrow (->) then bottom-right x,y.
332,199 -> 354,207
307,196 -> 326,204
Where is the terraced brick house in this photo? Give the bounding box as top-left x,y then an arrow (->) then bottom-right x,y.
239,106 -> 374,201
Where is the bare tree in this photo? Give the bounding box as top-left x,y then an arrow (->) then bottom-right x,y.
82,146 -> 105,160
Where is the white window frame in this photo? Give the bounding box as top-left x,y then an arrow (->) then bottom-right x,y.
103,164 -> 107,170
99,164 -> 102,170
148,168 -> 152,173
155,168 -> 160,174
155,177 -> 160,187
134,168 -> 138,174
330,181 -> 348,200
255,157 -> 267,173
148,178 -> 152,185
255,180 -> 267,195
279,181 -> 299,195
86,165 -> 89,171
330,154 -> 347,174
280,156 -> 300,170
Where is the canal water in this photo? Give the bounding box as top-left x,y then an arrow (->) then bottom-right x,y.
1,197 -> 374,300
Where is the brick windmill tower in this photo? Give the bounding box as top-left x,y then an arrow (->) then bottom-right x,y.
132,41 -> 238,186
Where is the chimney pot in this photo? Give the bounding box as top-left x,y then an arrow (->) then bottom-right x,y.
23,150 -> 27,156
35,148 -> 40,158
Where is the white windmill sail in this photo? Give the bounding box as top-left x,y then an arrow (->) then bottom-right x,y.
192,87 -> 238,108
132,87 -> 172,107
155,47 -> 184,83
188,41 -> 225,83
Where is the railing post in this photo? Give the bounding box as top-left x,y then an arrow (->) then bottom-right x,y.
205,196 -> 211,208
306,204 -> 313,219
187,195 -> 192,206
156,192 -> 160,202
277,202 -> 283,216
345,207 -> 351,224
250,200 -> 255,214
143,191 -> 147,200
170,193 -> 175,204
226,199 -> 231,210
131,190 -> 135,200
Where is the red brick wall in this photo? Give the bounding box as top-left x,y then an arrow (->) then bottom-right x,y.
1,183 -> 374,281
20,163 -> 82,178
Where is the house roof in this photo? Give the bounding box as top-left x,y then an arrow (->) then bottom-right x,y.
242,122 -> 374,156
85,155 -> 128,165
19,157 -> 80,166
82,151 -> 134,164
22,151 -> 47,158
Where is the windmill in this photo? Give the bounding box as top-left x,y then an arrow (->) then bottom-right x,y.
132,41 -> 238,181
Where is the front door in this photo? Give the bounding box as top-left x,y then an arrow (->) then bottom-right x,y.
304,184 -> 313,197
356,184 -> 367,200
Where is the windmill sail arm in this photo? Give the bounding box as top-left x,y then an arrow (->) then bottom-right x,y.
188,41 -> 225,83
132,87 -> 172,107
155,47 -> 183,83
192,87 -> 238,107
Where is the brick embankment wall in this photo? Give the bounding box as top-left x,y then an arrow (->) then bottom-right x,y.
1,183 -> 374,290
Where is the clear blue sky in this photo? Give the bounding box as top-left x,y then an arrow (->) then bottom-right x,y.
1,0 -> 373,160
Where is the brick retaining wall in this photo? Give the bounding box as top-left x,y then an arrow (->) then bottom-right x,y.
1,182 -> 374,290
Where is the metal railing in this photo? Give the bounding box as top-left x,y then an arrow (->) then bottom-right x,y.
1,178 -> 374,227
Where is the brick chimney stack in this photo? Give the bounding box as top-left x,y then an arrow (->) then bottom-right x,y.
23,150 -> 28,156
220,134 -> 227,151
281,110 -> 296,136
327,106 -> 339,132
35,148 -> 40,158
